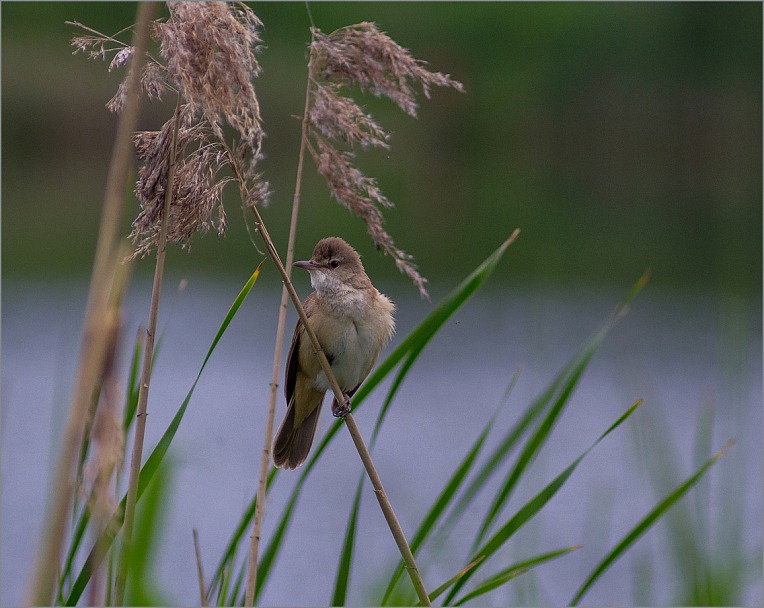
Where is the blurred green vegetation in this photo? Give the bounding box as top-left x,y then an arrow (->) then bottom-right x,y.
2,2 -> 761,296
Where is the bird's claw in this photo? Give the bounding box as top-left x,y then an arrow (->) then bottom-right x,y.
332,395 -> 352,418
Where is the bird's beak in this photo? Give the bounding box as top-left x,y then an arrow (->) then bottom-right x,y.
294,260 -> 318,270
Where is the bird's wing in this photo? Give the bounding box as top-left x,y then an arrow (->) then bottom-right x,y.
284,293 -> 315,405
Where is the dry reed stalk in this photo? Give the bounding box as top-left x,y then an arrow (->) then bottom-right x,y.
113,94 -> 183,605
244,33 -> 316,608
84,253 -> 132,605
24,5 -> 156,604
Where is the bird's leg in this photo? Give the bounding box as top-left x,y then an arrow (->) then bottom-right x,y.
332,393 -> 352,418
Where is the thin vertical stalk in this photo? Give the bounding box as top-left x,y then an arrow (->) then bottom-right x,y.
244,34 -> 316,608
113,94 -> 183,605
24,4 -> 156,604
246,200 -> 432,607
193,529 -> 208,606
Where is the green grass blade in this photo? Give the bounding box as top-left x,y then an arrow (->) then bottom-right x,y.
444,400 -> 642,604
436,372 -> 559,547
331,473 -> 365,606
354,230 -> 520,408
227,555 -> 247,607
217,560 -> 231,608
439,271 -> 648,549
139,262 -> 263,499
453,545 -> 580,606
64,264 -> 263,605
471,344 -> 598,552
369,341 -> 426,447
253,474 -> 305,603
213,541 -> 235,606
251,233 -> 520,598
61,324 -> 160,599
416,557 -> 484,605
381,413 -> 495,605
125,461 -> 172,606
206,467 -> 278,599
570,439 -> 734,606
469,272 -> 649,552
59,501 -> 92,598
123,327 -> 144,428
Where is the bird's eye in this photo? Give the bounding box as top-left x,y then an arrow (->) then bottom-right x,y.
329,259 -> 340,269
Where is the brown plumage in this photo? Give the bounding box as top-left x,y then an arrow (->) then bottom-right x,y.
272,237 -> 396,469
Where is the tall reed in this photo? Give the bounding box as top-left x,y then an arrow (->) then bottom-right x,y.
25,5 -> 155,604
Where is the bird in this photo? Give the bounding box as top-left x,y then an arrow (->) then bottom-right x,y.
272,237 -> 396,469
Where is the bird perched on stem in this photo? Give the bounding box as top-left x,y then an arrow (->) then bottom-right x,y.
272,237 -> 396,469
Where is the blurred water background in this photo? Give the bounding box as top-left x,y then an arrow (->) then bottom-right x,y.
2,2 -> 761,605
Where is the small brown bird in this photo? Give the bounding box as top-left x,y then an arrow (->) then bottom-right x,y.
272,237 -> 396,469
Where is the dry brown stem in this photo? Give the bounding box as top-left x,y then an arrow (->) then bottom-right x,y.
243,41 -> 316,607
113,94 -> 183,606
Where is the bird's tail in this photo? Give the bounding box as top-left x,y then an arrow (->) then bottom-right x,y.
272,398 -> 323,469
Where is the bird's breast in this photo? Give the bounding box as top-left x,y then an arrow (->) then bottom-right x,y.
307,296 -> 394,393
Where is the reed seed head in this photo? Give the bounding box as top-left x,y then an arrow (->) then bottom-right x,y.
129,107 -> 233,259
310,22 -> 464,117
306,21 -> 464,298
157,2 -> 265,161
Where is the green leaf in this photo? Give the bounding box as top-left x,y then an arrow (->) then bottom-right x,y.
60,326 -> 160,599
416,557 -> 484,605
206,467 -> 278,601
435,370 -> 558,547
453,545 -> 580,605
470,342 -> 598,552
64,263 -> 264,606
381,412 -> 495,605
253,471 -> 311,603
227,554 -> 247,607
570,439 -> 734,605
125,460 -> 173,606
437,272 -> 648,555
470,271 -> 649,552
444,400 -> 642,605
123,328 -> 144,428
331,474 -> 365,606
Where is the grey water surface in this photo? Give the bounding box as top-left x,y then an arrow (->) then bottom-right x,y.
2,277 -> 761,606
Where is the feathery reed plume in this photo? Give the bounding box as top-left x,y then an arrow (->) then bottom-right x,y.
157,2 -> 265,163
129,109 -> 233,258
71,1 -> 270,258
306,22 -> 464,298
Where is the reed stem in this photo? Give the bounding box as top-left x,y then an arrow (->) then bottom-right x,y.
244,39 -> 316,608
113,93 -> 183,605
24,5 -> 155,604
